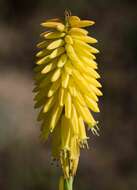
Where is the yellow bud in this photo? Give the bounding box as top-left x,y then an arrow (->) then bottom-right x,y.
65,35 -> 73,45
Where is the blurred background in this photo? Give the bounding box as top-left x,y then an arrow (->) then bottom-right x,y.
0,0 -> 137,190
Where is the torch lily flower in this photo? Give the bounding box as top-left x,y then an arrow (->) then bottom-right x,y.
34,10 -> 102,190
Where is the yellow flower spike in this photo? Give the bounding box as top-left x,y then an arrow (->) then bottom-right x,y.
34,11 -> 103,190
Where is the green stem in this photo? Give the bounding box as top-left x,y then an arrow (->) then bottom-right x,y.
64,176 -> 73,190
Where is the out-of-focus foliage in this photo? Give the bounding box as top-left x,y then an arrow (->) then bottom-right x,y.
0,0 -> 137,190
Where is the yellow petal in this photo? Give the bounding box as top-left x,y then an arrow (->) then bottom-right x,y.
56,24 -> 65,32
44,31 -> 65,39
64,91 -> 72,118
69,27 -> 88,36
36,55 -> 51,65
72,69 -> 90,93
48,79 -> 60,97
70,136 -> 80,159
73,43 -> 96,60
71,157 -> 79,175
68,79 -> 77,97
41,61 -> 56,74
49,103 -> 63,132
61,70 -> 69,88
47,39 -> 65,50
80,57 -> 98,69
49,47 -> 65,59
64,59 -> 73,75
84,95 -> 100,112
43,95 -> 56,113
37,41 -> 49,49
57,54 -> 67,68
36,49 -> 50,58
41,22 -> 65,31
72,35 -> 97,44
61,115 -> 71,150
74,99 -> 95,124
58,87 -> 65,106
90,85 -> 103,96
51,68 -> 61,82
65,44 -> 79,62
68,16 -> 80,26
78,116 -> 88,140
88,68 -> 101,79
73,20 -> 95,28
83,74 -> 102,87
75,89 -> 86,106
65,35 -> 73,45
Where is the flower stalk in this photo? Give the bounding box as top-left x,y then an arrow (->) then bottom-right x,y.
64,177 -> 73,190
